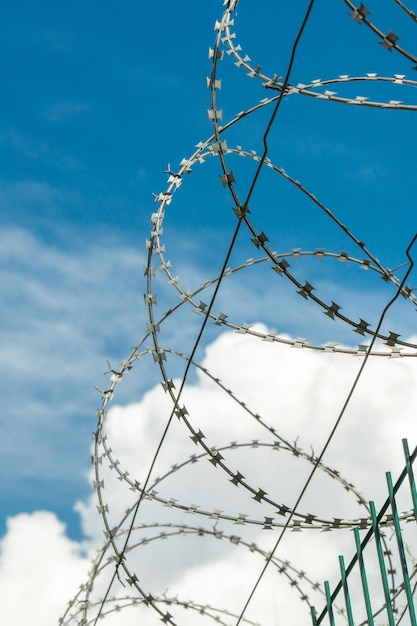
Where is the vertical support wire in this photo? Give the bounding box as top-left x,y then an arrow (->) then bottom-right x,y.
354,527 -> 375,626
369,501 -> 396,626
338,555 -> 355,626
402,438 -> 417,520
386,471 -> 417,626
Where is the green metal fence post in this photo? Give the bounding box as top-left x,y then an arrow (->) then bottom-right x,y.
386,471 -> 417,626
311,443 -> 417,626
354,526 -> 374,626
311,605 -> 318,626
369,500 -> 396,626
324,581 -> 336,626
338,555 -> 354,626
402,438 -> 417,520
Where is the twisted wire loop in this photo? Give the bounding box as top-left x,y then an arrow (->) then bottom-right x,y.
61,1 -> 417,624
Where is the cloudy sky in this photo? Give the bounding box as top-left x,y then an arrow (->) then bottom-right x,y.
1,1 -> 417,624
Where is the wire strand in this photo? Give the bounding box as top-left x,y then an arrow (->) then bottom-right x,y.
235,232 -> 417,625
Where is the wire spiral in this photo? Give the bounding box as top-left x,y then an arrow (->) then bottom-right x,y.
61,1 -> 417,624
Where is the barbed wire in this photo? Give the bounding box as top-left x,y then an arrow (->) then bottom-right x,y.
61,1 -> 417,624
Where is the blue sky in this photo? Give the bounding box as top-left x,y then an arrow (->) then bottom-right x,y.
2,1 -> 417,623
0,0 -> 218,538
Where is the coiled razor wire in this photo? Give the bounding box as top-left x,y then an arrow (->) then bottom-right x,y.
61,1 -> 417,624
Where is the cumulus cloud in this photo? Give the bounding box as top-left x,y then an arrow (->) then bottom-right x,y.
2,238 -> 417,624
69,328 -> 417,623
0,512 -> 90,626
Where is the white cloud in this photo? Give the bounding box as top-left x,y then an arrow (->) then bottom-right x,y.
68,327 -> 417,624
0,512 -> 89,626
2,224 -> 417,625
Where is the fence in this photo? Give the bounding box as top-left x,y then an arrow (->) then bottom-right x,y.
311,439 -> 417,626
